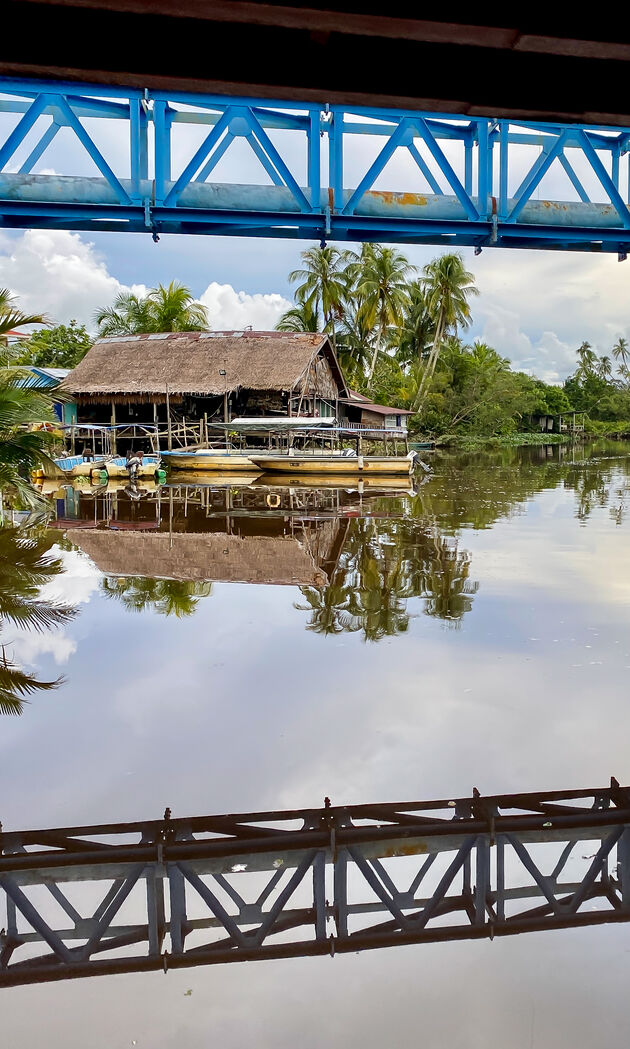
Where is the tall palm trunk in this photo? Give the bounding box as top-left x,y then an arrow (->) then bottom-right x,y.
367,327 -> 384,387
324,307 -> 337,354
412,311 -> 445,412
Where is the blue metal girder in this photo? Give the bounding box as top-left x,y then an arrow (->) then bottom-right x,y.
1,781 -> 630,986
0,77 -> 630,251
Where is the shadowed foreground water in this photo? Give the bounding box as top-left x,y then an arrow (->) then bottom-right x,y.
2,441 -> 630,1048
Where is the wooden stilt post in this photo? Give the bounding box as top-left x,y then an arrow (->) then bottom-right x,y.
166,385 -> 172,450
110,402 -> 117,455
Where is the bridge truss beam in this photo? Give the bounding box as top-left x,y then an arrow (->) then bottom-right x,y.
1,79 -> 630,251
1,780 -> 630,986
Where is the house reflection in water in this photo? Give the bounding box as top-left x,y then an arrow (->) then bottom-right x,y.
49,475 -> 477,634
72,519 -> 346,588
50,479 -> 381,588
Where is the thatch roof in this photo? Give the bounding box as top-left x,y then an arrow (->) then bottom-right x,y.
60,331 -> 348,399
71,526 -> 342,586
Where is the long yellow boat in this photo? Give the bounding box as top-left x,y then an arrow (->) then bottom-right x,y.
161,449 -> 262,471
249,452 -> 416,477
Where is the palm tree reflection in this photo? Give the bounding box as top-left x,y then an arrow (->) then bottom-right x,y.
101,576 -> 213,617
0,527 -> 76,715
296,518 -> 478,640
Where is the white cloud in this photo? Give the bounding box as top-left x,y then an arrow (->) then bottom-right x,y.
0,230 -> 291,336
469,248 -> 630,381
478,302 -> 575,381
0,229 -> 129,328
11,630 -> 76,667
5,546 -> 100,671
0,224 -> 629,380
200,281 -> 291,330
39,546 -> 102,606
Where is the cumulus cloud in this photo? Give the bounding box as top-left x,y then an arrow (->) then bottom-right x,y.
0,230 -> 291,335
470,248 -> 630,380
478,302 -> 576,382
0,229 -> 131,328
200,281 -> 291,330
0,227 -> 628,380
39,546 -> 102,607
6,546 -> 101,671
11,631 -> 76,667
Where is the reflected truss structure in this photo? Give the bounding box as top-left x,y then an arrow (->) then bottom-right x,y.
1,780 -> 630,985
2,78 -> 630,251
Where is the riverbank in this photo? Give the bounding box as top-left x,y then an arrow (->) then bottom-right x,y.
434,432 -> 571,451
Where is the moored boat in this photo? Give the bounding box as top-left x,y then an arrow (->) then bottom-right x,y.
249,452 -> 417,476
91,455 -> 161,479
161,449 -> 263,471
35,454 -> 111,479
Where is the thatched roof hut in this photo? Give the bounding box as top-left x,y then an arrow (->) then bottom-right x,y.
60,330 -> 348,404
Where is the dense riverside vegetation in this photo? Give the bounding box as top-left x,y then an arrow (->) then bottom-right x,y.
7,257 -> 630,444
277,245 -> 630,442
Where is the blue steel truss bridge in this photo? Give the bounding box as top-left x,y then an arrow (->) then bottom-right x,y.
1,779 -> 630,986
3,78 -> 630,253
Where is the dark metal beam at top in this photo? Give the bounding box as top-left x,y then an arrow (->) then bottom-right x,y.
5,5 -> 630,125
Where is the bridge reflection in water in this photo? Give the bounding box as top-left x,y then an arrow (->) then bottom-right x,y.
1,782 -> 629,986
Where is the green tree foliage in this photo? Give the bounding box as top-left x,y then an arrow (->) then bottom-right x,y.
288,246 -> 351,353
277,244 -> 630,439
412,253 -> 478,411
0,289 -> 50,366
354,245 -> 416,386
95,281 -> 210,336
14,320 -> 92,369
0,370 -> 57,507
0,527 -> 76,714
276,299 -> 320,333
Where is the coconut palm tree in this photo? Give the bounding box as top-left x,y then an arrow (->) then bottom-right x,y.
336,298 -> 373,386
355,245 -> 415,387
0,370 -> 57,507
612,336 -> 629,369
276,299 -> 320,333
0,527 -> 76,714
576,341 -> 598,378
288,246 -> 351,352
396,281 -> 436,369
412,253 -> 477,412
598,355 -> 613,381
0,289 -> 49,365
95,281 -> 209,336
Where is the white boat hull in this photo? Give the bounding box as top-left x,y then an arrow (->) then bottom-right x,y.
162,451 -> 261,471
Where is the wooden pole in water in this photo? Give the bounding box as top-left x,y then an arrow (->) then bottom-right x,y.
166,384 -> 172,450
110,402 -> 116,455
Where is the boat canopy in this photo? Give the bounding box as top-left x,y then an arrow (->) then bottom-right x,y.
209,417 -> 337,432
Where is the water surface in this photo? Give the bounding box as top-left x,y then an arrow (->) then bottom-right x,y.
3,441 -> 630,1048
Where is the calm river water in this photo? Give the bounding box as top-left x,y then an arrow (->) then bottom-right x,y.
3,441 -> 630,1047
